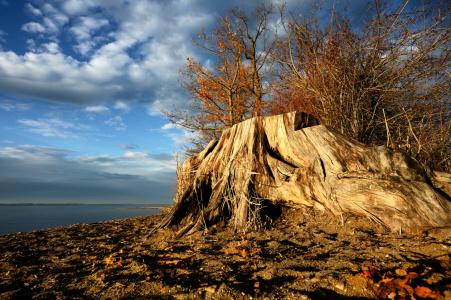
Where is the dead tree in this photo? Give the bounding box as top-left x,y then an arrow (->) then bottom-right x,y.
150,111 -> 451,236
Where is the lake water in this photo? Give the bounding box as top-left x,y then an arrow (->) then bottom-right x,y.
0,204 -> 164,236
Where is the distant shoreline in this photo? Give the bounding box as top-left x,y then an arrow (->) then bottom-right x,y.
114,206 -> 169,210
0,203 -> 169,207
115,206 -> 173,214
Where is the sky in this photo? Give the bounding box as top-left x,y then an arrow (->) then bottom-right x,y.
0,0 -> 420,204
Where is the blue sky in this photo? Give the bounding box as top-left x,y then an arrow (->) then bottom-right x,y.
0,0 -> 418,204
0,0 -> 234,204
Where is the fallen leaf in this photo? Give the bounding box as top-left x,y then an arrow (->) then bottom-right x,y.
104,255 -> 114,266
360,241 -> 371,248
158,260 -> 180,266
407,272 -> 419,279
175,269 -> 191,277
294,276 -> 305,282
360,267 -> 379,278
414,286 -> 439,299
376,277 -> 414,299
376,280 -> 397,299
240,249 -> 247,257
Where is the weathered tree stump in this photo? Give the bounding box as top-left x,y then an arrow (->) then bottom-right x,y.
150,111 -> 451,236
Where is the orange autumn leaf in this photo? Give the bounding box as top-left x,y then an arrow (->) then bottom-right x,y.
359,267 -> 379,278
158,260 -> 181,266
240,249 -> 247,257
294,276 -> 305,282
104,255 -> 114,266
414,286 -> 439,299
407,272 -> 419,279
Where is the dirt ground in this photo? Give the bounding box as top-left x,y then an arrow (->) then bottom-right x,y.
0,208 -> 450,300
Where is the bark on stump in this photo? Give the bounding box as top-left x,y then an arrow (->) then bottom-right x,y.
151,111 -> 451,236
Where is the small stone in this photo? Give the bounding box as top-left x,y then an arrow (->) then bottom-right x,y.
204,286 -> 216,294
387,292 -> 397,299
335,282 -> 345,290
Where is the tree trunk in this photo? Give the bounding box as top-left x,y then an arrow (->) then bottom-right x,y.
150,111 -> 451,237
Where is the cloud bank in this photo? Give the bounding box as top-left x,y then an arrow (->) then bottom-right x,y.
0,0 -> 218,112
0,145 -> 175,204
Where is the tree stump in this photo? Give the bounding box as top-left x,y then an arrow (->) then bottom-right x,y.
151,111 -> 451,236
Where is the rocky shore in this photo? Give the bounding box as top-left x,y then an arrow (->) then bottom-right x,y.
0,209 -> 450,299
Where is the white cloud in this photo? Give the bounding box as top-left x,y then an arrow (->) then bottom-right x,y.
0,50 -> 112,103
42,42 -> 60,53
42,4 -> 69,25
61,0 -> 94,15
21,22 -> 46,33
159,121 -> 200,147
105,115 -> 127,131
123,151 -> 149,159
161,122 -> 185,130
42,3 -> 59,15
80,148 -> 170,173
70,16 -> 109,41
113,100 -> 131,112
73,150 -> 176,174
42,17 -> 59,34
161,123 -> 177,130
0,140 -> 14,144
85,105 -> 111,114
21,3 -> 68,37
0,103 -> 14,111
0,145 -> 76,160
18,117 -> 92,138
25,3 -> 42,17
166,130 -> 200,146
73,40 -> 96,55
1,0 -> 217,111
0,102 -> 31,111
25,39 -> 37,51
146,101 -> 161,116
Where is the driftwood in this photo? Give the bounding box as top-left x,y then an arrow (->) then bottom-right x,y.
151,111 -> 451,236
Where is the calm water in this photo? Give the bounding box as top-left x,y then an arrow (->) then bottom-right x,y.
0,205 -> 164,236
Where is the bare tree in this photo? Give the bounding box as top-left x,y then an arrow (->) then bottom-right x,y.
229,3 -> 281,116
274,0 -> 450,171
162,3 -> 281,155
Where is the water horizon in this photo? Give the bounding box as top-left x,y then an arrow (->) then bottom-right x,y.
0,204 -> 169,236
0,202 -> 166,206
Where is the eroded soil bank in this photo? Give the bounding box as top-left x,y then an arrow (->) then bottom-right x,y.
0,209 -> 450,299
